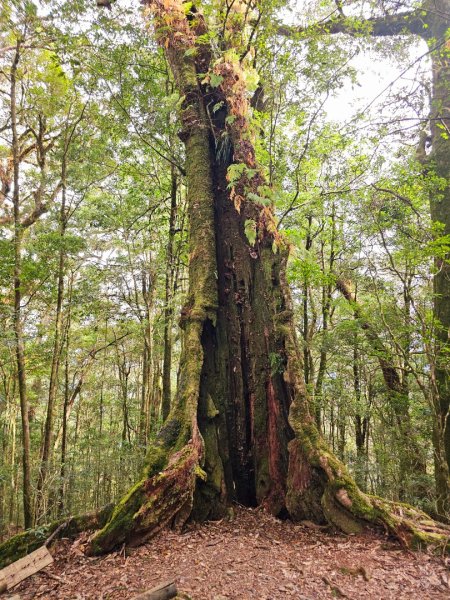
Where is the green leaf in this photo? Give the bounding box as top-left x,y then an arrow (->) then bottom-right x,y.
212,101 -> 224,113
209,73 -> 224,88
196,33 -> 210,45
244,219 -> 257,246
247,192 -> 271,205
227,163 -> 246,188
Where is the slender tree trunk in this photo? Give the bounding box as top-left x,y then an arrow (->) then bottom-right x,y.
314,204 -> 336,427
302,216 -> 312,388
139,271 -> 153,443
139,336 -> 150,443
0,378 -> 9,537
58,284 -> 72,516
161,166 -> 178,421
9,414 -> 17,529
114,336 -> 131,447
36,154 -> 67,521
147,350 -> 161,431
353,342 -> 369,490
337,402 -> 346,462
10,42 -> 33,530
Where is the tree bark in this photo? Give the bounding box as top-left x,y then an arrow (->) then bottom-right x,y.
36,148 -> 68,522
161,166 -> 178,422
10,41 -> 33,530
353,341 -> 369,490
427,0 -> 450,506
57,297 -> 72,517
139,268 -> 154,443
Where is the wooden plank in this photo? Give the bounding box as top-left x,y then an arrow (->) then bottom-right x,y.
132,580 -> 177,600
0,545 -> 53,590
0,573 -> 7,593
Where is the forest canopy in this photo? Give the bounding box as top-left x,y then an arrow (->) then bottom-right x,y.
0,0 -> 449,562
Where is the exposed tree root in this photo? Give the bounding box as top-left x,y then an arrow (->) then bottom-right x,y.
286,424 -> 450,554
282,287 -> 450,554
85,420 -> 204,555
0,503 -> 114,569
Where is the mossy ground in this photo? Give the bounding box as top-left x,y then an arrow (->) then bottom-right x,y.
0,503 -> 114,569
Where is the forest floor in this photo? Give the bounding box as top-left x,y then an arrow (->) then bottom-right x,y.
5,506 -> 450,599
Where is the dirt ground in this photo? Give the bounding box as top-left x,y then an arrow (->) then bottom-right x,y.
4,506 -> 450,599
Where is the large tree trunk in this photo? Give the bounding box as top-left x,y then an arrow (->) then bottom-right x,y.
428,0 -> 450,509
80,0 -> 450,556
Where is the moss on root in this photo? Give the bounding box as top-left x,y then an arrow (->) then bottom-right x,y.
286,416 -> 450,553
86,437 -> 204,555
0,503 -> 114,569
86,481 -> 148,556
0,525 -> 56,569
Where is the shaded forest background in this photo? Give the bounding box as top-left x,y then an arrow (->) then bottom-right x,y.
0,0 -> 449,535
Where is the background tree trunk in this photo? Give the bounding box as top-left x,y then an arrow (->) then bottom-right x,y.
10,42 -> 33,530
161,166 -> 178,422
428,0 -> 450,497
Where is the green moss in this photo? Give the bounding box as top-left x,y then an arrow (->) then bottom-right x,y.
0,525 -> 55,569
0,504 -> 115,569
87,480 -> 146,556
410,529 -> 450,552
192,407 -> 227,521
321,488 -> 363,534
205,394 -> 219,418
144,442 -> 171,478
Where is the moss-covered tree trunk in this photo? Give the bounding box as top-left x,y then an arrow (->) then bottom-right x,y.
428,0 -> 450,514
78,0 -> 450,556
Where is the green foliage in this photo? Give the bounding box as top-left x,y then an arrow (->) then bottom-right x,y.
209,73 -> 224,88
244,219 -> 257,246
269,352 -> 284,375
227,162 -> 247,187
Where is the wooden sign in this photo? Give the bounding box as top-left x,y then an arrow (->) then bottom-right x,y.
0,545 -> 53,590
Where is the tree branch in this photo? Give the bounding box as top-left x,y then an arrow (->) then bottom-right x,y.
276,10 -> 432,41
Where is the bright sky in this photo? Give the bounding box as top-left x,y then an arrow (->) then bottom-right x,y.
285,0 -> 430,131
328,40 -> 430,125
